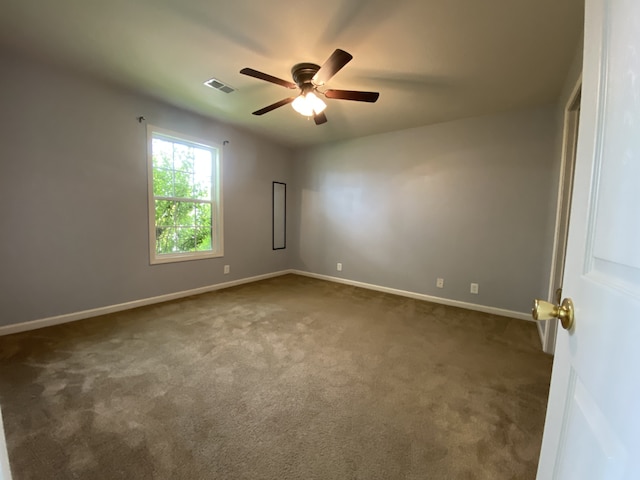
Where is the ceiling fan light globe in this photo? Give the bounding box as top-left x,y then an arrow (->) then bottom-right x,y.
292,95 -> 314,116
307,92 -> 327,114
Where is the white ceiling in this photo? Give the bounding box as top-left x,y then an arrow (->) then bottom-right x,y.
0,0 -> 584,147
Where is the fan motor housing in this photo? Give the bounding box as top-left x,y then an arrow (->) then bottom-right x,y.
291,63 -> 320,88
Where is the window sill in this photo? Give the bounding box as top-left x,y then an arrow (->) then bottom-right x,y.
150,251 -> 223,265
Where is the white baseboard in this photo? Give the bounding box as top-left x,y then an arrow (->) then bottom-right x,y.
291,270 -> 532,321
1,269 -> 532,337
0,270 -> 293,337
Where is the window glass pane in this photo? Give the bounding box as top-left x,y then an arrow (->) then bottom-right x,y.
195,203 -> 212,227
194,149 -> 212,200
173,170 -> 193,198
193,176 -> 211,200
173,143 -> 194,173
196,228 -> 212,251
155,200 -> 174,226
174,202 -> 196,227
153,168 -> 174,197
152,139 -> 174,169
156,226 -> 176,254
176,227 -> 197,251
194,150 -> 212,177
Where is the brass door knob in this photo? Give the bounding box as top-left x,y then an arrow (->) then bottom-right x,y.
532,298 -> 575,330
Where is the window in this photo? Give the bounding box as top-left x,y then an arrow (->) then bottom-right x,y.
147,126 -> 222,264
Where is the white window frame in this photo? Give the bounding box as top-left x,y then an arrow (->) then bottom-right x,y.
147,125 -> 223,264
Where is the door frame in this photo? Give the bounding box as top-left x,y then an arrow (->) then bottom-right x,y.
0,406 -> 11,480
541,76 -> 582,355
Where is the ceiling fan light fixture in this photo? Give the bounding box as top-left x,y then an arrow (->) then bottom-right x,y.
240,49 -> 378,124
292,91 -> 326,117
308,92 -> 327,114
292,95 -> 312,116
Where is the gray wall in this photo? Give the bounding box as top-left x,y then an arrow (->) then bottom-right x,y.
291,106 -> 558,313
0,51 -> 293,326
0,49 -> 568,326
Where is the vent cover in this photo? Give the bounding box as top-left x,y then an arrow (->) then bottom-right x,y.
204,78 -> 235,93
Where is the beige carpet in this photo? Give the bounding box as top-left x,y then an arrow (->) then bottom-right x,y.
0,274 -> 552,479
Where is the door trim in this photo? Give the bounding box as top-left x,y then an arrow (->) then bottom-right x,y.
543,76 -> 582,354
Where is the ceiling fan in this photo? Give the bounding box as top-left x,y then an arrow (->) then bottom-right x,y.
240,49 -> 379,125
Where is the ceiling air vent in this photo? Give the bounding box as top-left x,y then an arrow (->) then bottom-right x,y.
204,78 -> 235,93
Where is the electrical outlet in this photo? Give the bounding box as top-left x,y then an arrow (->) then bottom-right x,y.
436,278 -> 444,288
470,283 -> 479,294
224,265 -> 230,274
337,263 -> 343,272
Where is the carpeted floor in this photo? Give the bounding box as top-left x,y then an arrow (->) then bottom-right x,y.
0,274 -> 552,479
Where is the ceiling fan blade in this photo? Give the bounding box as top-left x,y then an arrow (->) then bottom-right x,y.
314,112 -> 328,125
240,68 -> 297,89
324,89 -> 380,102
312,49 -> 353,85
252,97 -> 296,116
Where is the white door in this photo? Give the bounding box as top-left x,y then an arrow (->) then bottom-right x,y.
536,0 -> 640,478
0,406 -> 10,480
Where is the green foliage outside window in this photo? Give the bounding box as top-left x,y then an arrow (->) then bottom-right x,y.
151,137 -> 215,255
